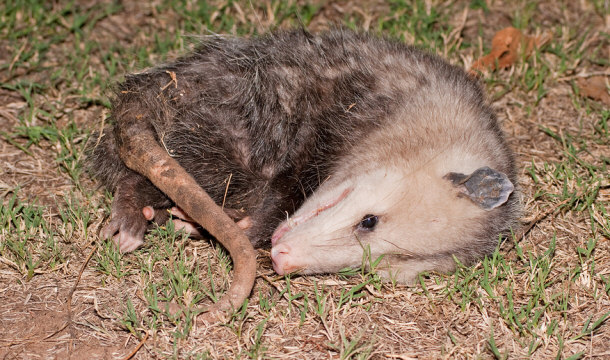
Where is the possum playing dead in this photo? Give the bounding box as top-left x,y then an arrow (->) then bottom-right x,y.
88,29 -> 519,286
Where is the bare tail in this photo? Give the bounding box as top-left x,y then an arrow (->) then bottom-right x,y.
118,131 -> 257,322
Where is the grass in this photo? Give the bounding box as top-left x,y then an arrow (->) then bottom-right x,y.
0,0 -> 608,358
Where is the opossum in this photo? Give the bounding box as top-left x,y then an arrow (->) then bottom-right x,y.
88,29 -> 519,288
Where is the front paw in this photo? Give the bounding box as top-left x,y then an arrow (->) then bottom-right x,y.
100,207 -> 148,253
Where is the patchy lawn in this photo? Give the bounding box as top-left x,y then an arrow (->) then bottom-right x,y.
1,0 -> 608,358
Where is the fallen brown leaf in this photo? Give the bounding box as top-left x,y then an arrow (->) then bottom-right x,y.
470,27 -> 550,75
576,76 -> 610,106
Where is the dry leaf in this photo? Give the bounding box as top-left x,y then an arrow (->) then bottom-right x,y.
577,76 -> 610,106
470,27 -> 550,75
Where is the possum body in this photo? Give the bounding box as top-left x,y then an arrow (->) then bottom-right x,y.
89,29 -> 519,283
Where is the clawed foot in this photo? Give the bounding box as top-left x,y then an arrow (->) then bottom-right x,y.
167,206 -> 205,239
100,205 -> 149,253
167,206 -> 252,238
100,193 -> 171,252
101,203 -> 252,253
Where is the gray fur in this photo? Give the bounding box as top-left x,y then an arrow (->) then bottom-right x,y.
87,29 -> 520,282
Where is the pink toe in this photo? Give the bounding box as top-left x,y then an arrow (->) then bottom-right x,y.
142,206 -> 155,221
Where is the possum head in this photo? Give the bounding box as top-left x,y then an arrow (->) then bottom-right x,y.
270,164 -> 514,283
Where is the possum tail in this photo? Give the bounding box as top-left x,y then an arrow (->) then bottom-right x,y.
117,128 -> 257,322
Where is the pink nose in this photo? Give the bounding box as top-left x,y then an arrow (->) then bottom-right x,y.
271,243 -> 292,275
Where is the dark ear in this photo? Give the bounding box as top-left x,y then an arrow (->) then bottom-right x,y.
444,166 -> 514,210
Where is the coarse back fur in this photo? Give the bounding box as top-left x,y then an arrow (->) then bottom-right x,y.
88,29 -> 519,282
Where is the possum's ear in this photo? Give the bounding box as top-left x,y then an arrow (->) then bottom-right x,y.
444,166 -> 514,210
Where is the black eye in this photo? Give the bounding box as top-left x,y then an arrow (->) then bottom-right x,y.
359,214 -> 378,230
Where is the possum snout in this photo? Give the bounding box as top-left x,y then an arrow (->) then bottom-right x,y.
271,187 -> 353,247
270,185 -> 356,275
271,243 -> 301,275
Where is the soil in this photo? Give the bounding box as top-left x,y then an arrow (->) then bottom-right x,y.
1,0 -> 608,359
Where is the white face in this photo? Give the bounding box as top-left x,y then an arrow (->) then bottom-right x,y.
270,165 -> 486,279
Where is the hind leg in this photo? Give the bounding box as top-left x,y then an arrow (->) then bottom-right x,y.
101,171 -> 172,252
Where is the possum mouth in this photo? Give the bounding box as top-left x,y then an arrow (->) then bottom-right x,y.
271,187 -> 353,245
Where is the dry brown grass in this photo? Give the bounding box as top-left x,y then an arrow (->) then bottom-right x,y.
1,0 -> 608,358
